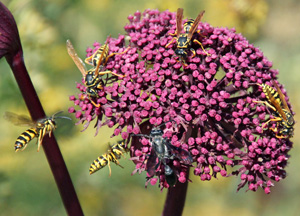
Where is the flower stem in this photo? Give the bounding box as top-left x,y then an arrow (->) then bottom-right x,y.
162,169 -> 189,216
1,2 -> 83,215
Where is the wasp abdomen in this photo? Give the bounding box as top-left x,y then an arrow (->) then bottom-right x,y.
183,19 -> 194,33
15,128 -> 38,151
89,141 -> 127,175
89,154 -> 110,174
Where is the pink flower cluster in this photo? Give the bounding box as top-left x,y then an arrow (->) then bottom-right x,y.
69,9 -> 293,193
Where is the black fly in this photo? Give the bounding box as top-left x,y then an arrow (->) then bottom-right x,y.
133,122 -> 193,186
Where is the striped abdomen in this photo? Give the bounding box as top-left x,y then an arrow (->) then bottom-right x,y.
89,153 -> 111,174
89,141 -> 127,175
15,128 -> 38,152
183,19 -> 194,33
92,45 -> 109,67
261,84 -> 282,107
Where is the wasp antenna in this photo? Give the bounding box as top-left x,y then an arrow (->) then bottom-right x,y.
52,111 -> 64,117
56,116 -> 72,121
94,37 -> 111,76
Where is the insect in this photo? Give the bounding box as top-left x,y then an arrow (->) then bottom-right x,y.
165,8 -> 209,65
133,123 -> 193,186
253,80 -> 295,139
89,140 -> 128,176
66,37 -> 128,106
84,37 -> 129,68
4,111 -> 71,152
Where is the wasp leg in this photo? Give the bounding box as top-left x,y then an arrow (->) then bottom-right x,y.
175,58 -> 187,67
165,37 -> 177,48
269,126 -> 278,133
275,134 -> 288,139
252,100 -> 277,112
85,55 -> 94,66
19,143 -> 28,152
193,39 -> 210,56
111,149 -> 125,168
196,30 -> 207,38
98,70 -> 125,78
114,159 -> 124,169
114,149 -> 127,159
168,30 -> 177,36
269,126 -> 287,139
103,47 -> 131,66
37,127 -> 47,152
190,48 -> 196,58
262,117 -> 282,128
107,159 -> 112,177
90,100 -> 101,108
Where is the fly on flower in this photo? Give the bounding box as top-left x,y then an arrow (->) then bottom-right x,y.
89,140 -> 128,176
66,37 -> 128,107
133,123 -> 193,186
254,80 -> 295,138
4,111 -> 71,152
165,8 -> 209,65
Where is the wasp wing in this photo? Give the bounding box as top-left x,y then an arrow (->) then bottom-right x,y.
167,142 -> 193,164
94,36 -> 111,76
272,80 -> 291,114
187,10 -> 205,40
176,8 -> 183,37
4,112 -> 37,127
66,39 -> 87,77
264,83 -> 288,121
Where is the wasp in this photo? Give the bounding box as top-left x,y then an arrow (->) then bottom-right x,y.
66,37 -> 128,106
133,123 -> 193,186
4,111 -> 71,152
84,37 -> 129,68
89,140 -> 128,176
253,80 -> 295,139
165,8 -> 209,65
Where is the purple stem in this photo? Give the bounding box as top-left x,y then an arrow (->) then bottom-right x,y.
0,3 -> 83,215
162,168 -> 189,216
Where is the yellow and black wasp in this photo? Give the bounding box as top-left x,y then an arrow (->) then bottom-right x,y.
165,8 -> 209,65
254,80 -> 295,139
4,111 -> 71,152
84,37 -> 129,68
66,37 -> 129,107
89,140 -> 128,176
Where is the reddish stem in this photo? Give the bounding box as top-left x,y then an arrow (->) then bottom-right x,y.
162,169 -> 189,216
1,3 -> 83,215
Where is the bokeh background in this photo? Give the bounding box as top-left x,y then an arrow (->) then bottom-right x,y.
0,0 -> 300,215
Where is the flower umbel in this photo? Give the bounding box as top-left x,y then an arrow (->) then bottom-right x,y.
69,9 -> 294,193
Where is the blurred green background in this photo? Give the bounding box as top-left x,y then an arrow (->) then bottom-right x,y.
0,0 -> 300,215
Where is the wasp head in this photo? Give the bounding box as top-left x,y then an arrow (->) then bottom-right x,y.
84,70 -> 104,97
175,48 -> 187,58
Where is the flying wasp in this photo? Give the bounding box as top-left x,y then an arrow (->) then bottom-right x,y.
253,80 -> 295,139
165,8 -> 209,65
133,123 -> 193,186
89,140 -> 128,176
4,111 -> 71,152
66,37 -> 129,107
